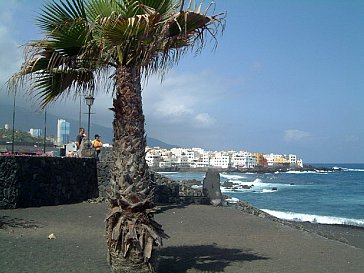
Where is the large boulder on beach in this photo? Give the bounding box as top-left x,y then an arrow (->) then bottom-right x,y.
203,169 -> 223,206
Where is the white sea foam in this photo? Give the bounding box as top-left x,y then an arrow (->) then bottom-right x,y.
262,209 -> 364,227
261,189 -> 278,193
286,170 -> 317,174
220,173 -> 246,180
220,178 -> 288,193
221,187 -> 250,193
342,168 -> 364,172
223,178 -> 266,187
157,172 -> 179,174
225,197 -> 240,204
286,170 -> 329,174
330,166 -> 364,172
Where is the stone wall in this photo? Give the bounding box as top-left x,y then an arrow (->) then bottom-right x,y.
96,152 -> 112,198
96,153 -> 208,205
0,156 -> 98,209
96,159 -> 181,204
0,152 -> 210,209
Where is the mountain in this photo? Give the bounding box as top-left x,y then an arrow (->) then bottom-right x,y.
147,137 -> 179,149
0,104 -> 178,149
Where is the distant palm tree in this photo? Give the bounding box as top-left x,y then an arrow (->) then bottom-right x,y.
9,0 -> 224,272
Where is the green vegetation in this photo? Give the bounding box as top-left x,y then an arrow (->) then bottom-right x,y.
0,128 -> 43,143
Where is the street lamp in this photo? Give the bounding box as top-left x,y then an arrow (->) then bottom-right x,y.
11,92 -> 16,153
79,96 -> 82,130
85,95 -> 95,139
43,109 -> 47,153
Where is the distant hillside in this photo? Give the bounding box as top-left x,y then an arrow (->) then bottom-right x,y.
0,104 -> 178,149
147,137 -> 179,149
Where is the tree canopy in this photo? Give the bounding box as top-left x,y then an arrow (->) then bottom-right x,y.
9,0 -> 225,108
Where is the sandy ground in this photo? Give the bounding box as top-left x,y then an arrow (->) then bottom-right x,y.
1,202 -> 364,273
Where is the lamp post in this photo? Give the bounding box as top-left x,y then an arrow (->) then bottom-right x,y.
79,96 -> 82,130
11,93 -> 16,153
85,95 -> 95,140
43,109 -> 47,153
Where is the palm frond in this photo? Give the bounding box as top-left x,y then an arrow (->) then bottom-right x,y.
9,0 -> 225,106
85,0 -> 125,21
36,0 -> 87,32
30,68 -> 95,108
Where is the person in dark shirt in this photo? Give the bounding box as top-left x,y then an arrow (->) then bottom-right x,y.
76,128 -> 86,150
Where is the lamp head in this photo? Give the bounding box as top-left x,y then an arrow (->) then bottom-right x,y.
85,95 -> 95,106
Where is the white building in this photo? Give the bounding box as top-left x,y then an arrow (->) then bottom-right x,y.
176,155 -> 189,167
146,153 -> 162,168
199,153 -> 210,166
57,119 -> 70,146
145,146 -> 304,170
170,148 -> 185,157
159,160 -> 172,168
231,152 -> 257,168
29,128 -> 42,138
289,154 -> 297,165
158,155 -> 180,168
264,153 -> 282,166
297,159 -> 304,168
170,148 -> 198,163
210,152 -> 230,168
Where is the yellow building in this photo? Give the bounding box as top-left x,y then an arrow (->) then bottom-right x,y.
253,153 -> 266,167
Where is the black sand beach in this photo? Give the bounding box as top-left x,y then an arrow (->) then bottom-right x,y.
1,202 -> 364,273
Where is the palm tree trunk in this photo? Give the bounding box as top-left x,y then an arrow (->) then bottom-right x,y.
111,66 -> 149,200
106,66 -> 164,273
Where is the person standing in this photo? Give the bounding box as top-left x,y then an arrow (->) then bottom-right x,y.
76,127 -> 86,150
92,134 -> 103,159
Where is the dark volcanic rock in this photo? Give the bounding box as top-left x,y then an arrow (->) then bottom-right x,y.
202,169 -> 223,206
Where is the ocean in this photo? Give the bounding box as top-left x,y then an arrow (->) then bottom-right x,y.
159,163 -> 364,227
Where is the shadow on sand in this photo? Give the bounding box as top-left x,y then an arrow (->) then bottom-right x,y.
0,215 -> 42,230
156,204 -> 189,214
158,244 -> 269,273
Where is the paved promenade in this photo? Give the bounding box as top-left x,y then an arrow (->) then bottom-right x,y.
1,202 -> 364,273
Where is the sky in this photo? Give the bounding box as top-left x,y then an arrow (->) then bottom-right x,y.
0,0 -> 363,163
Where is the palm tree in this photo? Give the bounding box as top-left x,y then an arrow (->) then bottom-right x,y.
9,0 -> 224,272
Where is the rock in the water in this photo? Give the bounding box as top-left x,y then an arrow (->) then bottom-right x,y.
203,169 -> 223,206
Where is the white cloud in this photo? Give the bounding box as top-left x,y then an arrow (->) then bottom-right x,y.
284,129 -> 311,142
41,70 -> 225,131
193,113 -> 216,128
154,95 -> 194,117
142,72 -> 224,127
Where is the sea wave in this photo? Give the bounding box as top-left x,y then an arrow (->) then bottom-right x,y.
285,170 -> 329,174
220,173 -> 246,180
262,209 -> 364,227
221,178 -> 287,193
225,197 -> 240,204
261,189 -> 278,193
340,168 -> 364,172
222,178 -> 265,187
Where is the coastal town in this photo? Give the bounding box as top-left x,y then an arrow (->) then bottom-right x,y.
145,146 -> 304,170
0,124 -> 304,171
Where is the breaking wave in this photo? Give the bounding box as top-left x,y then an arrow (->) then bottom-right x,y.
262,209 -> 364,227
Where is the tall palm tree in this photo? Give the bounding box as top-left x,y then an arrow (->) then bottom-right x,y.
9,0 -> 224,272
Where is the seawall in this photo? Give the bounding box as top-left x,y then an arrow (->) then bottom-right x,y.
0,156 -> 98,209
0,152 -> 209,209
